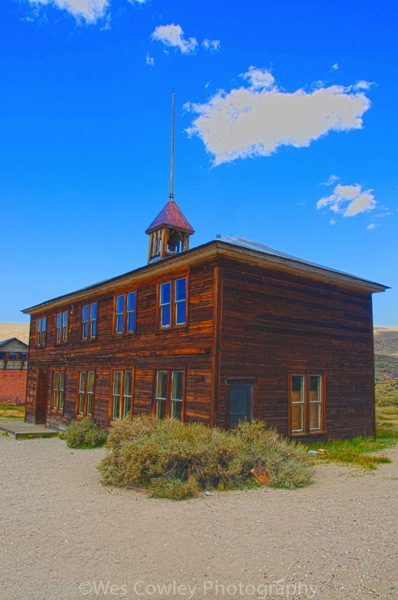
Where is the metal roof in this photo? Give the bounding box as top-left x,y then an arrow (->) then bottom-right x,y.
22,234 -> 388,314
218,235 -> 388,292
145,197 -> 195,234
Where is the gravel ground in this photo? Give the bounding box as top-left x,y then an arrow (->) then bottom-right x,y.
0,435 -> 397,600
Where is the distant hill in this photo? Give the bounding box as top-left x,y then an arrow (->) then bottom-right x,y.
374,327 -> 398,380
0,322 -> 30,345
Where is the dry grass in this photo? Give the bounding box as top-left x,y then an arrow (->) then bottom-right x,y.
0,404 -> 25,422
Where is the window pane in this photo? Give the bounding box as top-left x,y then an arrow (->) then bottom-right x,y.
59,372 -> 65,410
113,371 -> 121,395
176,300 -> 186,325
82,305 -> 89,322
157,399 -> 166,419
175,278 -> 186,302
291,403 -> 304,432
116,315 -> 124,333
124,370 -> 132,396
91,303 -> 97,319
156,371 -> 167,399
57,314 -> 62,343
113,371 -> 121,419
127,292 -> 136,332
309,376 -> 321,401
309,375 -> 322,431
116,296 -> 124,333
171,371 -> 183,400
43,317 -> 47,331
171,400 -> 182,420
127,292 -> 135,312
161,305 -> 171,327
79,372 -> 86,414
53,372 -> 59,408
160,282 -> 171,305
87,372 -> 94,415
291,375 -> 304,433
90,304 -> 97,337
116,295 -> 124,314
310,402 -> 321,431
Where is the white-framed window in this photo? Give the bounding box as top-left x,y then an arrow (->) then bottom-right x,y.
289,374 -> 324,435
52,370 -> 65,412
115,292 -> 136,334
159,277 -> 187,328
78,371 -> 95,416
111,370 -> 133,419
155,369 -> 185,420
56,311 -> 68,344
82,303 -> 97,340
37,317 -> 47,347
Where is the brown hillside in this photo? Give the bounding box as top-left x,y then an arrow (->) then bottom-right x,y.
0,322 -> 30,345
374,327 -> 398,380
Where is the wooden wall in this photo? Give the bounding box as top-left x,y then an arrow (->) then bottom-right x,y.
25,260 -> 216,430
216,257 -> 375,439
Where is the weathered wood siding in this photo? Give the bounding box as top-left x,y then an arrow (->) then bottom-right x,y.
216,257 -> 375,439
25,261 -> 216,430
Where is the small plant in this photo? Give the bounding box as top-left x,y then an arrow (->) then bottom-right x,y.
98,416 -> 313,499
65,418 -> 107,449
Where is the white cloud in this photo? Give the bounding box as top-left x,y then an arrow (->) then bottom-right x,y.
242,66 -> 276,91
151,24 -> 198,54
186,68 -> 372,164
331,63 -> 339,71
27,0 -> 109,23
146,53 -> 155,67
353,80 -> 375,91
26,0 -> 149,23
322,173 -> 340,186
202,39 -> 221,52
330,218 -> 336,225
317,183 -> 376,218
367,223 -> 377,230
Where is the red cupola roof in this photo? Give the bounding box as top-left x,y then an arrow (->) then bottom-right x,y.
145,197 -> 195,235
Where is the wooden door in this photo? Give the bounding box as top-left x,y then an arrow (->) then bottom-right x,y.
36,368 -> 48,424
229,384 -> 253,428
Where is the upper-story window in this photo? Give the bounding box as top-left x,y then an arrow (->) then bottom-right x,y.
56,311 -> 68,344
82,303 -> 97,340
159,277 -> 187,328
37,317 -> 47,347
114,292 -> 136,334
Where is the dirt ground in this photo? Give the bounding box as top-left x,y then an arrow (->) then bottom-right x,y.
0,435 -> 397,600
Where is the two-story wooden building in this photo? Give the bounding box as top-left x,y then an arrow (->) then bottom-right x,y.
22,191 -> 387,439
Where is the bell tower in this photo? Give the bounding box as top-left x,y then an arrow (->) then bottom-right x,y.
146,92 -> 194,263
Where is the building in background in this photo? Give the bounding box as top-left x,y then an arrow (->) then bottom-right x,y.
0,337 -> 28,405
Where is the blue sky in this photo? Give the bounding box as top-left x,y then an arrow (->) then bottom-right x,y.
1,0 -> 397,325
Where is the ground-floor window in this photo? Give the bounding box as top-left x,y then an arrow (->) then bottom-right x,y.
111,369 -> 133,420
52,370 -> 65,412
155,370 -> 185,420
78,371 -> 95,416
289,373 -> 325,435
229,383 -> 254,428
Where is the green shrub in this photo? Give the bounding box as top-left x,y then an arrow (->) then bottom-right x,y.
65,418 -> 108,449
98,416 -> 313,499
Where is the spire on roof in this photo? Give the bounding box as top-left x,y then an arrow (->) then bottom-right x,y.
169,89 -> 175,202
145,91 -> 194,264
